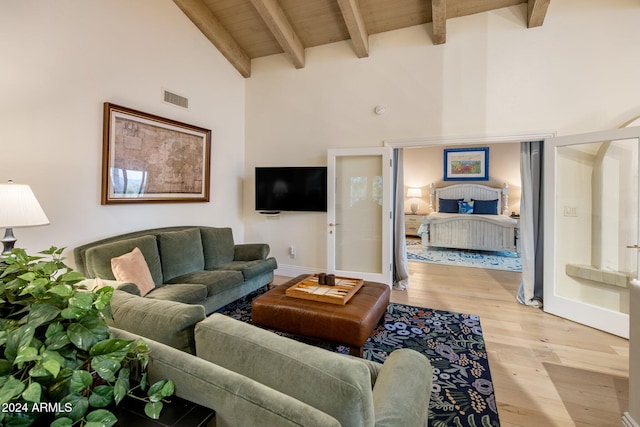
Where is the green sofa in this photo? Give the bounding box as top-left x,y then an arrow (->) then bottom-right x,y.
73,226 -> 277,352
112,313 -> 432,427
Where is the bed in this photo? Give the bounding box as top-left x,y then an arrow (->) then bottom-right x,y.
419,183 -> 518,253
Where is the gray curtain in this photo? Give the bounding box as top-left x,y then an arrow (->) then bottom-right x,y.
393,148 -> 409,290
517,141 -> 544,307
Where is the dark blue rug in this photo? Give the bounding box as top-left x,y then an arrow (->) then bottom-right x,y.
218,289 -> 500,427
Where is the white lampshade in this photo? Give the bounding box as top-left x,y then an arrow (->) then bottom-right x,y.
0,182 -> 49,228
407,187 -> 422,198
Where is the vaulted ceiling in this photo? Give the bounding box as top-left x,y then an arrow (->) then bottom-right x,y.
173,0 -> 551,78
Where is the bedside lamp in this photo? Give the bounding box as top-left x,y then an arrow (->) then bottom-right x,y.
407,187 -> 422,214
0,181 -> 50,255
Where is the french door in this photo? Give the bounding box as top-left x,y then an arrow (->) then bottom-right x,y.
327,148 -> 393,285
544,126 -> 640,338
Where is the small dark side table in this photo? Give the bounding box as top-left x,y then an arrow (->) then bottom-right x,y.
114,394 -> 215,427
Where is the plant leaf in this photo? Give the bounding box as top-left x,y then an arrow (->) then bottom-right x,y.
92,359 -> 120,382
58,271 -> 86,285
0,376 -> 26,405
26,303 -> 61,328
44,328 -> 71,350
28,364 -> 49,378
88,385 -> 114,408
147,380 -> 175,402
0,412 -> 39,427
4,324 -> 35,363
93,288 -> 113,312
50,417 -> 74,427
144,401 -> 163,419
89,339 -> 132,359
113,368 -> 130,405
17,272 -> 36,282
68,292 -> 93,311
42,358 -> 62,378
85,409 -> 117,427
48,284 -> 74,298
14,346 -> 40,367
22,382 -> 41,403
66,317 -> 109,350
59,393 -> 89,422
70,370 -> 93,393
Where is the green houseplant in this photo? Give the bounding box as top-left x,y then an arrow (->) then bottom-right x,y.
0,247 -> 174,426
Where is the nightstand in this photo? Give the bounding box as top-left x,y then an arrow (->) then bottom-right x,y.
404,214 -> 424,236
511,215 -> 520,252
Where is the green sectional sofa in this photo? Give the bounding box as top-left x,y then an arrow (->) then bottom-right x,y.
73,226 -> 277,352
112,313 -> 433,427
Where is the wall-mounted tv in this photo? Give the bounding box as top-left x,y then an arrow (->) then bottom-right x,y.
255,166 -> 327,213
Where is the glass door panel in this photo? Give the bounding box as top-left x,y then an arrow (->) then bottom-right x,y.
544,127 -> 640,338
327,148 -> 392,285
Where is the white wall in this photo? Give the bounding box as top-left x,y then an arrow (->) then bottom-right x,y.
244,0 -> 640,273
0,0 -> 246,264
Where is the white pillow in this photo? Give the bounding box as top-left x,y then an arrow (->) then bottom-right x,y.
111,247 -> 156,297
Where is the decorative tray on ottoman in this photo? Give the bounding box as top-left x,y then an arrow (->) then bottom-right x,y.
285,274 -> 364,305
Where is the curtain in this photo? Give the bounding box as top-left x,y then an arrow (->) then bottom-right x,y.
517,141 -> 544,307
392,148 -> 409,290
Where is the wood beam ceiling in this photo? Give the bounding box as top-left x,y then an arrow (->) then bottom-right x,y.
527,0 -> 550,28
431,0 -> 447,45
173,0 -> 555,78
336,0 -> 369,58
249,0 -> 305,69
173,0 -> 252,78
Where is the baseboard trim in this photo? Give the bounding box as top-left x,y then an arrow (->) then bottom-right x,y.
623,412 -> 639,427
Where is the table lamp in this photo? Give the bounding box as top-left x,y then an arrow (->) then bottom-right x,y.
407,187 -> 422,214
0,180 -> 50,255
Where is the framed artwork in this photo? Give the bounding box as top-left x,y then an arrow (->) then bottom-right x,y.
101,103 -> 211,204
443,147 -> 489,181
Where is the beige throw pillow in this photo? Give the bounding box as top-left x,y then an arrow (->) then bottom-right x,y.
111,247 -> 156,297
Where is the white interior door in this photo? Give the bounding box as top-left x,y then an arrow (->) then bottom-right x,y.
544,126 -> 640,338
327,148 -> 392,285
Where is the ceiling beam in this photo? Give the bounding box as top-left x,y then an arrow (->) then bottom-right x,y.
527,0 -> 550,28
249,0 -> 305,69
336,0 -> 369,58
431,0 -> 447,45
173,0 -> 251,78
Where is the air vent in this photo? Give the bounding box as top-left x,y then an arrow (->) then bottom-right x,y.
162,89 -> 189,109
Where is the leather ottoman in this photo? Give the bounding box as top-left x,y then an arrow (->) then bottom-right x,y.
251,275 -> 390,356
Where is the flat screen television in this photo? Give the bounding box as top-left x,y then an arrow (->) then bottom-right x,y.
255,166 -> 327,213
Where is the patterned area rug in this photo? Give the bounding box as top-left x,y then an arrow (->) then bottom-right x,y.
218,290 -> 500,427
407,240 -> 521,272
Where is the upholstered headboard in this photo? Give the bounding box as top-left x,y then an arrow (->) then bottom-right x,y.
430,183 -> 509,214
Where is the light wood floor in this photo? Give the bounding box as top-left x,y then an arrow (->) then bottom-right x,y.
276,261 -> 630,427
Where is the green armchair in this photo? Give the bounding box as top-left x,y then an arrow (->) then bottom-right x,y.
112,313 -> 432,427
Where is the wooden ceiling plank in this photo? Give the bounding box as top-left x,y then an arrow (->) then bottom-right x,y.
432,0 -> 447,45
336,0 -> 369,58
173,0 -> 251,77
249,0 -> 306,69
527,0 -> 550,28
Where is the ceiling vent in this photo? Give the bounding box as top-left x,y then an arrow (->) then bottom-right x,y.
162,89 -> 189,109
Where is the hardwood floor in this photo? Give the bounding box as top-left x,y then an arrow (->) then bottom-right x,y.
276,261 -> 630,427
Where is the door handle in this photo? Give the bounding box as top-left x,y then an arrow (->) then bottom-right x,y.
627,244 -> 640,249
328,223 -> 340,226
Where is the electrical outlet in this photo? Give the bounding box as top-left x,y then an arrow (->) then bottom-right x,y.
289,245 -> 296,258
564,206 -> 578,217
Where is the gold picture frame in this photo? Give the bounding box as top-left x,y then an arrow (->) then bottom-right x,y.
101,103 -> 211,204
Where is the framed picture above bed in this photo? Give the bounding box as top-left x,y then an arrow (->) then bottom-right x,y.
443,147 -> 489,181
